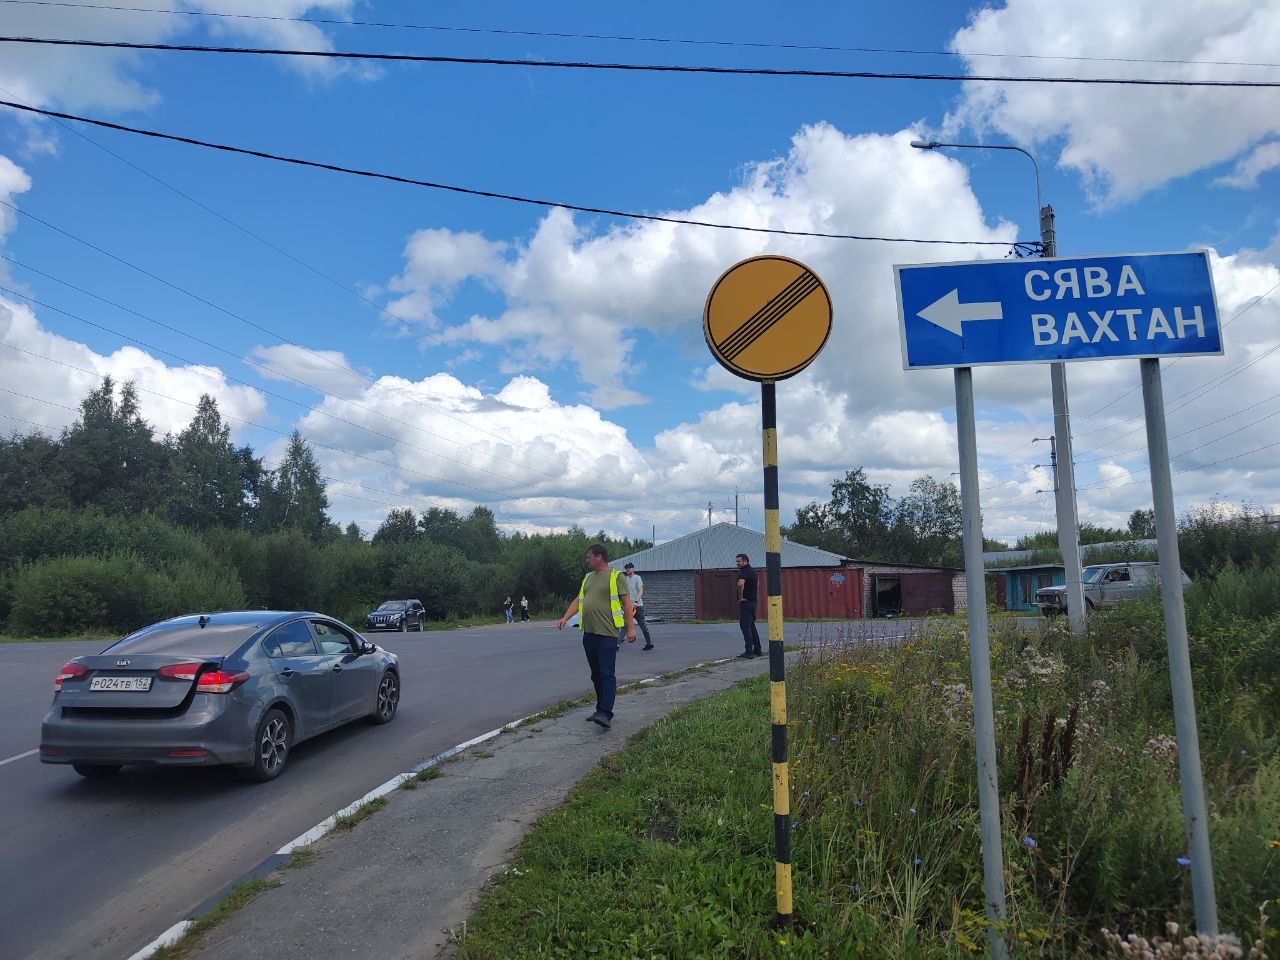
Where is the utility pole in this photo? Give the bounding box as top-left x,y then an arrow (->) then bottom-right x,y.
1042,206 -> 1087,633
735,488 -> 740,525
911,140 -> 1086,636
707,501 -> 714,528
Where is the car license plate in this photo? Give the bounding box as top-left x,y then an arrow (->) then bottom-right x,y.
89,676 -> 152,692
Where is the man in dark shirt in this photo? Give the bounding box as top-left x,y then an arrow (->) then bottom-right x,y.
735,552 -> 762,658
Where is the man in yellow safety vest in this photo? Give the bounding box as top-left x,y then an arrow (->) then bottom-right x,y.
557,543 -> 635,728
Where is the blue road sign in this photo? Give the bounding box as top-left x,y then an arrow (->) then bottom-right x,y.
895,250 -> 1223,370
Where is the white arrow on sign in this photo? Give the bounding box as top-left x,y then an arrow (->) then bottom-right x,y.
917,289 -> 1003,336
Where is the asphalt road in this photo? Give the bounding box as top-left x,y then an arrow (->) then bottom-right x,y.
0,616 -> 916,960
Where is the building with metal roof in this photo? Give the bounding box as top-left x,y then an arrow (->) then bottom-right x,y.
614,523 -> 964,622
614,522 -> 846,572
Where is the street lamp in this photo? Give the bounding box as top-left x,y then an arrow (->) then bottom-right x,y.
910,140 -> 1042,234
909,138 -> 1086,634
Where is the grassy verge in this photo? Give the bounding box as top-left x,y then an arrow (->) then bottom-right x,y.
0,631 -> 118,644
331,796 -> 388,832
148,877 -> 282,960
460,603 -> 1280,959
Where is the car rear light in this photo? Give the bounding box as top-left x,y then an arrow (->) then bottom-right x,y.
54,662 -> 88,692
194,670 -> 250,694
158,662 -> 202,682
168,749 -> 208,757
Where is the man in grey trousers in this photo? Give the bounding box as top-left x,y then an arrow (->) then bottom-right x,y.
617,562 -> 654,651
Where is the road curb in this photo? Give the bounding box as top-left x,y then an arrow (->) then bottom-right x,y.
127,654 -> 736,960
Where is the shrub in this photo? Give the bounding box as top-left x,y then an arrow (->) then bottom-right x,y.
7,554 -> 171,635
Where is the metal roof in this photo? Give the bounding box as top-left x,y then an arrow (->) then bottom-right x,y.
615,523 -> 847,571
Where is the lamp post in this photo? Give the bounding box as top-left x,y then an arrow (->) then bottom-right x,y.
910,140 -> 1086,634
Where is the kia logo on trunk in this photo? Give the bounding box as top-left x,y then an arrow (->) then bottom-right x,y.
115,659 -> 131,666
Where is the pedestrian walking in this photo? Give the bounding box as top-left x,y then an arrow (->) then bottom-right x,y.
519,595 -> 529,622
617,563 -> 653,650
558,544 -> 635,729
503,596 -> 514,624
735,553 -> 762,658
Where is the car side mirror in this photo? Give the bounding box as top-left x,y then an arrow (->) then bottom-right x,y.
360,640 -> 376,655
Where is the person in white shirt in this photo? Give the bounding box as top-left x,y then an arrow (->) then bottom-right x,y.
617,563 -> 653,651
519,595 -> 529,622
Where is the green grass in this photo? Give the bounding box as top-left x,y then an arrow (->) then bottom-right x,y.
401,766 -> 443,790
0,631 -> 118,644
284,848 -> 319,869
331,796 -> 389,832
460,601 -> 1280,959
148,877 -> 283,960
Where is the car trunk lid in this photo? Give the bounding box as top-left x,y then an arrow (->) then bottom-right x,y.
57,655 -> 225,710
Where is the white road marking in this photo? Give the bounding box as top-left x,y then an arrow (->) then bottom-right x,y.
0,748 -> 37,767
126,920 -> 191,960
134,654 -> 743,958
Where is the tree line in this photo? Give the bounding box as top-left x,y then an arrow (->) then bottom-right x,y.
0,377 -> 648,636
785,469 -> 966,567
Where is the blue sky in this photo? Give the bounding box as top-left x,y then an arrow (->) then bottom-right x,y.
1,0 -> 1278,544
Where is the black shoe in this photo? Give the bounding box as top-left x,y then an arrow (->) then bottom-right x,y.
736,652 -> 754,659
589,712 -> 612,729
643,644 -> 654,651
753,649 -> 764,658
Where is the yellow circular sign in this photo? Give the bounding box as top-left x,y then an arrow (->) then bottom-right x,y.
703,255 -> 833,382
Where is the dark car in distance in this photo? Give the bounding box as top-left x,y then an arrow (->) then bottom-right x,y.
366,599 -> 425,632
40,611 -> 400,782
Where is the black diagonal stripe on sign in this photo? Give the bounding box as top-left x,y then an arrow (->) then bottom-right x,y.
721,272 -> 820,361
720,272 -> 820,360
718,272 -> 816,358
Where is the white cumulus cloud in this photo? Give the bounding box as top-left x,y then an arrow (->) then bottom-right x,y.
944,0 -> 1280,202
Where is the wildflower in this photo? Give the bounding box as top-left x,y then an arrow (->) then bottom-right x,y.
1022,836 -> 1038,848
854,800 -> 863,808
909,807 -> 916,816
914,857 -> 922,866
777,938 -> 788,947
1268,839 -> 1280,849
1175,856 -> 1191,867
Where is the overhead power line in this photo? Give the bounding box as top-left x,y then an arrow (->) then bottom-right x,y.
0,101 -> 1026,249
0,197 -> 607,473
0,383 -> 528,521
3,36 -> 1279,87
0,263 -> 570,489
3,0 -> 1277,70
0,80 -> 465,369
0,256 -> 697,511
1073,277 -> 1280,427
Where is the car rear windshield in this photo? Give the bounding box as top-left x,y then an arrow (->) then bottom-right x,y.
106,622 -> 260,657
377,601 -> 408,611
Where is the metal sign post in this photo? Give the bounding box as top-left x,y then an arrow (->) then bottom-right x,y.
704,254 -> 833,930
1140,357 -> 1219,935
894,247 -> 1224,942
955,366 -> 1010,960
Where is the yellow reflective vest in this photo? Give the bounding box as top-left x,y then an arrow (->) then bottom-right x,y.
577,569 -> 625,630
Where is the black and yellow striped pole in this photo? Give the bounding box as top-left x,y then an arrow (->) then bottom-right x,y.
703,254 -> 832,932
761,379 -> 792,926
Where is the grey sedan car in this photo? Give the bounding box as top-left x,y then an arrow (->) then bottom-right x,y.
40,611 -> 400,782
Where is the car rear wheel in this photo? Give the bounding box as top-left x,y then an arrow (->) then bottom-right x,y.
370,670 -> 399,724
238,708 -> 291,783
1086,599 -> 1097,613
73,763 -> 122,779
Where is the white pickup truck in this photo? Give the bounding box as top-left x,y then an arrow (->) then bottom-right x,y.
1035,561 -> 1190,616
